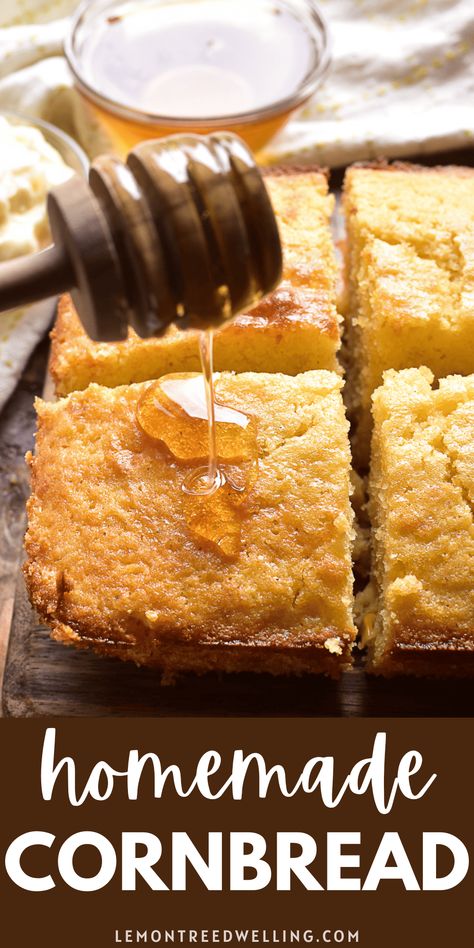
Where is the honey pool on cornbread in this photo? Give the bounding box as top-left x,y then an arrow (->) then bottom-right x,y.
366,368 -> 474,678
24,370 -> 356,679
136,368 -> 259,559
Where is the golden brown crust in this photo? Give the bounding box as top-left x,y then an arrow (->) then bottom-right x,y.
24,546 -> 353,679
346,159 -> 474,177
45,621 -> 353,679
49,294 -> 83,392
50,290 -> 342,396
262,163 -> 329,179
370,634 -> 474,679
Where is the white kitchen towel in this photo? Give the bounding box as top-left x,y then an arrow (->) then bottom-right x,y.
0,0 -> 473,409
268,0 -> 474,166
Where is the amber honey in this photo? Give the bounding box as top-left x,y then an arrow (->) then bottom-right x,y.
66,0 -> 330,156
136,333 -> 258,558
83,99 -> 296,158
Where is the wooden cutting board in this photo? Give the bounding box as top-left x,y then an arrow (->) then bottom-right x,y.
3,572 -> 474,717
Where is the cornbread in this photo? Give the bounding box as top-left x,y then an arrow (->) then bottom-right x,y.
366,367 -> 474,677
25,370 -> 356,678
50,170 -> 341,395
343,162 -> 474,465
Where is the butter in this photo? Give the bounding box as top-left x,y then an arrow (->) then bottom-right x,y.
0,116 -> 74,262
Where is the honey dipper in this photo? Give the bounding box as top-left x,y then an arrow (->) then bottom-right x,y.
0,133 -> 282,341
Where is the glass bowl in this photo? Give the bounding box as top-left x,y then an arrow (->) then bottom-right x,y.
0,111 -> 88,348
65,0 -> 331,156
1,110 -> 89,179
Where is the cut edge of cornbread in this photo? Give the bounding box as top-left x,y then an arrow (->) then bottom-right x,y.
50,167 -> 342,395
343,160 -> 474,470
365,366 -> 474,678
346,158 -> 474,177
24,370 -> 356,680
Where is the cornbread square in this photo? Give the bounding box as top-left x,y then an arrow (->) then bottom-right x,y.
50,170 -> 341,395
366,367 -> 474,677
24,370 -> 356,678
343,162 -> 474,465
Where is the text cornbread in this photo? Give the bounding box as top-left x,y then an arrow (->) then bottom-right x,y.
50,170 -> 341,395
24,370 -> 356,678
343,163 -> 474,465
366,367 -> 474,677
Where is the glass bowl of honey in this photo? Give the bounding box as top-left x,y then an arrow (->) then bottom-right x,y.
65,0 -> 331,156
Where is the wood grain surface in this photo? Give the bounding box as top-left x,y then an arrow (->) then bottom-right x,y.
0,337 -> 49,709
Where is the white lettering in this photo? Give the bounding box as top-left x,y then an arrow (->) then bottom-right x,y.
363,833 -> 419,890
122,832 -> 168,891
327,833 -> 361,891
172,832 -> 222,890
276,833 -> 322,890
5,831 -> 55,891
58,831 -> 116,891
422,833 -> 469,890
230,834 -> 271,890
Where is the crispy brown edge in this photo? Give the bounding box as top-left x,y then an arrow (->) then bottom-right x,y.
345,158 -> 474,177
367,617 -> 474,677
368,629 -> 474,678
24,519 -> 354,681
47,620 -> 353,680
262,163 -> 329,180
49,293 -> 76,392
23,556 -> 354,680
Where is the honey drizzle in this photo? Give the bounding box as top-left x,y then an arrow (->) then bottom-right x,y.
182,330 -> 222,497
136,332 -> 258,559
201,330 -> 218,492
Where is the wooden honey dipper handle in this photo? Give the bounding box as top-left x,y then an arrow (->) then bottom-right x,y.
0,133 -> 282,342
0,244 -> 73,313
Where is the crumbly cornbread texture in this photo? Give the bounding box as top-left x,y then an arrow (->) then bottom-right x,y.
50,171 -> 341,395
25,370 -> 355,677
367,367 -> 474,677
344,163 -> 474,465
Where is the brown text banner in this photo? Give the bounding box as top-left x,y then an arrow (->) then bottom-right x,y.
0,718 -> 472,947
